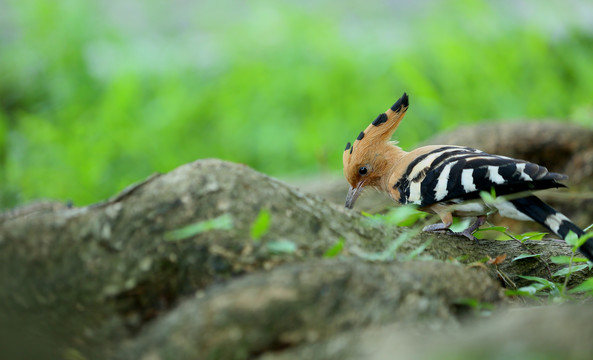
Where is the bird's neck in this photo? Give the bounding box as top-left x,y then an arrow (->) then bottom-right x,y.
376,143 -> 408,193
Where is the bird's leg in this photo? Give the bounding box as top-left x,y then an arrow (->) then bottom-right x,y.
422,212 -> 453,234
422,212 -> 487,243
453,215 -> 487,243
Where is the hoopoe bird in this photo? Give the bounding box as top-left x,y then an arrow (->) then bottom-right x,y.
343,93 -> 593,262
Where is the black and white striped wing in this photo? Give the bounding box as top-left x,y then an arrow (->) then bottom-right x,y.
394,146 -> 567,207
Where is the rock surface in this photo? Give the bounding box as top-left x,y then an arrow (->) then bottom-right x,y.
0,157 -> 591,359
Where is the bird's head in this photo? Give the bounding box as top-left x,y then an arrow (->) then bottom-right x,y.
343,92 -> 409,209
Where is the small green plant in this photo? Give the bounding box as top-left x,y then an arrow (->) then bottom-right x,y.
357,205 -> 431,261
478,188 -> 498,204
569,277 -> 593,295
512,253 -> 542,261
454,298 -> 495,316
324,238 -> 345,258
353,232 -> 413,262
514,232 -> 548,242
505,229 -> 593,301
362,205 -> 427,227
164,214 -> 233,241
360,193 -> 593,301
266,239 -> 297,254
250,208 -> 272,241
507,275 -> 561,299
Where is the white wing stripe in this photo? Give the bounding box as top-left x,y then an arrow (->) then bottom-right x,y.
461,169 -> 477,192
434,161 -> 455,201
408,179 -> 422,204
516,163 -> 533,181
545,213 -> 570,234
487,166 -> 506,184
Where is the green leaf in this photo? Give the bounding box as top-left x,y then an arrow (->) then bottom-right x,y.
518,275 -> 557,290
324,238 -> 345,258
574,231 -> 593,252
507,277 -> 561,297
568,278 -> 593,293
493,234 -> 514,241
379,206 -> 427,227
455,254 -> 471,262
516,231 -> 547,242
250,208 -> 271,241
552,264 -> 589,277
549,256 -> 574,264
164,214 -> 233,241
474,226 -> 507,234
518,285 -> 539,295
479,188 -> 498,204
454,298 -> 494,310
565,231 -> 579,247
548,256 -> 589,264
449,218 -> 471,233
505,289 -> 536,298
512,253 -> 541,262
266,239 -> 297,254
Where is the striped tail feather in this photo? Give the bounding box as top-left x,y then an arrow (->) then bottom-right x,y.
509,196 -> 593,262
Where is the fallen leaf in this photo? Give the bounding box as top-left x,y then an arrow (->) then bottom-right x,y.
487,254 -> 507,265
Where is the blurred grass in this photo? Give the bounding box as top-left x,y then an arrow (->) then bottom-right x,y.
1,0 -> 593,207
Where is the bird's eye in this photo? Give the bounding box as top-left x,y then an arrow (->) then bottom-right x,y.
358,166 -> 368,176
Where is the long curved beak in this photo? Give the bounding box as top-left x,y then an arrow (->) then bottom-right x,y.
345,181 -> 365,209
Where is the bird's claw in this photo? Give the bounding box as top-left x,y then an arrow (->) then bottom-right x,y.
452,229 -> 480,243
422,223 -> 453,234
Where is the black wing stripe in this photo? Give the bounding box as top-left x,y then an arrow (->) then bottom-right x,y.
422,150 -> 483,178
403,146 -> 460,180
498,163 -> 519,181
471,166 -> 490,190
445,158 -> 468,196
463,156 -> 515,169
411,150 -> 488,184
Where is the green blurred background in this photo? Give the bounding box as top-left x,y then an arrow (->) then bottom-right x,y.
1,0 -> 592,208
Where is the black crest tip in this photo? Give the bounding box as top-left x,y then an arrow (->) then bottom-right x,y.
357,131 -> 365,141
390,92 -> 409,112
345,142 -> 351,151
372,113 -> 388,126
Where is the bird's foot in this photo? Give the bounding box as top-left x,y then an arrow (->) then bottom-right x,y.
423,223 -> 476,242
452,228 -> 480,243
422,222 -> 453,234
422,216 -> 487,243
452,216 -> 487,243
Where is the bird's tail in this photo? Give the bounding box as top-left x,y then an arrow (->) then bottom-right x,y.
509,195 -> 593,262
